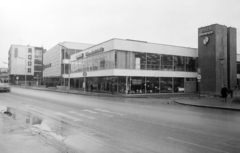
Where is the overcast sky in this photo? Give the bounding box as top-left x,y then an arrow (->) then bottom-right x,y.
0,0 -> 239,68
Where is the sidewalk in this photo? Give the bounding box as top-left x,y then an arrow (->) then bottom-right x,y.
11,85 -> 198,98
174,96 -> 240,111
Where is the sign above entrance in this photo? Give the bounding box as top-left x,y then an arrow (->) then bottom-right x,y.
199,27 -> 214,36
85,47 -> 104,56
132,79 -> 142,85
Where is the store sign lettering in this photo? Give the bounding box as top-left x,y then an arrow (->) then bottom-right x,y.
199,27 -> 213,36
43,63 -> 51,70
76,53 -> 84,59
85,47 -> 104,56
132,79 -> 142,85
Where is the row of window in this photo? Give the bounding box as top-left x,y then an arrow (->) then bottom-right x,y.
70,50 -> 196,73
68,76 -> 196,94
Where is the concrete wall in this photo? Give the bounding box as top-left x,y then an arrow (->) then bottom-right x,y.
227,27 -> 237,88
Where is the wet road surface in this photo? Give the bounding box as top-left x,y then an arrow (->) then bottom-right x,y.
0,87 -> 240,153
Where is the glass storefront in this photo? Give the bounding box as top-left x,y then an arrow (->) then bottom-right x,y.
147,53 -> 160,70
174,56 -> 185,71
130,77 -> 145,94
160,77 -> 173,93
173,78 -> 184,93
161,55 -> 173,71
68,76 -> 193,94
146,77 -> 159,93
71,50 -> 196,73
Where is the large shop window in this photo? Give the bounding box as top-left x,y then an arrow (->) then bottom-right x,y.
35,50 -> 42,58
186,57 -> 196,72
147,53 -> 160,70
130,77 -> 145,94
161,55 -> 173,71
132,52 -> 146,70
174,56 -> 185,71
160,77 -> 173,93
173,78 -> 184,93
146,77 -> 159,93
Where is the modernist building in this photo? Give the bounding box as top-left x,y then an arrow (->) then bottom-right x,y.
67,24 -> 238,94
43,42 -> 93,86
69,39 -> 198,94
8,45 -> 45,85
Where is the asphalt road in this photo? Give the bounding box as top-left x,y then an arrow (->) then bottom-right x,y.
0,87 -> 240,153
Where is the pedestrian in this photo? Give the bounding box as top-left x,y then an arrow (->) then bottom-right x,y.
221,84 -> 228,102
90,84 -> 93,93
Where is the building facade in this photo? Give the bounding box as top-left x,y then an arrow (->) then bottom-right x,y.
69,39 -> 198,94
8,45 -> 44,85
198,24 -> 237,94
43,42 -> 93,86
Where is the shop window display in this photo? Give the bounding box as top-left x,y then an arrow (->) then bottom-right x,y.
146,77 -> 159,93
173,78 -> 184,92
160,77 -> 173,93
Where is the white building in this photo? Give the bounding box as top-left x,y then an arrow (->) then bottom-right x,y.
8,45 -> 44,85
69,38 -> 198,94
43,41 -> 94,86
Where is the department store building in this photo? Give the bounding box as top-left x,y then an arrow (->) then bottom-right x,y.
69,38 -> 197,94
68,24 -> 239,94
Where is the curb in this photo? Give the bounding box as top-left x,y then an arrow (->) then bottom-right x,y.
174,100 -> 240,111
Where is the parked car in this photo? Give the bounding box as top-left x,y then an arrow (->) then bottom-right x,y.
0,83 -> 11,92
177,87 -> 184,92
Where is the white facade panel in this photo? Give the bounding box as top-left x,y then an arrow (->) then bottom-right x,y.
9,45 -> 34,75
71,38 -> 197,62
114,39 -> 197,57
43,44 -> 61,77
69,69 -> 196,78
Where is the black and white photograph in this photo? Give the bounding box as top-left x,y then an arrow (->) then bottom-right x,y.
0,0 -> 240,152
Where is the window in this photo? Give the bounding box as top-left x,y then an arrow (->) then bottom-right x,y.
28,62 -> 32,66
28,48 -> 32,53
28,55 -> 32,59
174,56 -> 185,71
186,57 -> 196,72
147,53 -> 160,70
28,68 -> 31,73
132,52 -> 146,70
34,59 -> 42,64
34,66 -> 42,71
35,50 -> 42,58
161,55 -> 173,71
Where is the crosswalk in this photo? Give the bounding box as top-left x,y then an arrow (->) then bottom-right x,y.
54,108 -> 125,122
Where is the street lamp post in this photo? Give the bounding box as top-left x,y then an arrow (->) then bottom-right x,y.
219,57 -> 225,86
18,57 -> 26,87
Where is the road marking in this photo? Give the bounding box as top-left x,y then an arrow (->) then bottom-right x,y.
68,111 -> 95,119
94,108 -> 124,116
167,137 -> 229,153
54,112 -> 82,122
83,109 -> 98,114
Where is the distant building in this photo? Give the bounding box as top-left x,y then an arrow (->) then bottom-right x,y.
8,45 -> 45,85
43,42 -> 94,86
